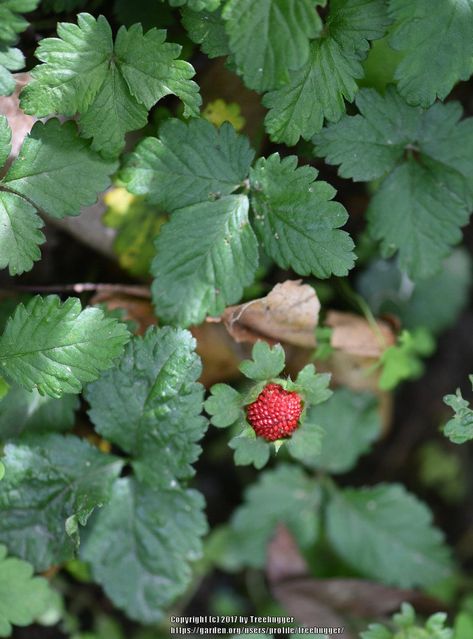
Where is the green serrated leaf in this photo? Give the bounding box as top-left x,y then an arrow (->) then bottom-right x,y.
222,0 -> 323,92
81,477 -> 207,624
182,8 -> 230,59
151,195 -> 258,326
225,464 -> 321,568
306,388 -> 381,473
326,484 -> 453,587
0,434 -> 123,570
443,378 -> 473,445
293,364 -> 332,405
121,119 -> 254,211
0,385 -> 78,440
229,428 -> 270,469
239,341 -> 285,381
264,0 -> 389,145
0,295 -> 129,398
286,421 -> 325,467
0,47 -> 24,96
20,13 -> 201,156
315,88 -> 473,279
205,383 -> 243,428
0,191 -> 44,276
250,154 -> 355,278
0,0 -> 39,48
165,0 -> 220,9
86,327 -> 207,486
389,0 -> 473,107
0,544 -> 53,638
3,119 -> 117,218
0,115 -> 11,168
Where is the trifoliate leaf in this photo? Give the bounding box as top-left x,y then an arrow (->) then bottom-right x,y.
357,250 -> 472,335
81,477 -> 207,623
361,602 -> 453,639
250,154 -> 355,278
121,118 -> 254,211
151,195 -> 258,326
86,327 -> 207,486
0,115 -> 11,167
0,47 -> 24,96
443,377 -> 473,445
222,0 -> 323,92
286,421 -> 325,467
181,8 -> 230,59
0,295 -> 129,398
326,484 -> 453,587
3,119 -> 117,218
306,388 -> 380,473
225,465 -> 321,568
0,385 -> 78,440
205,383 -> 243,428
379,328 -> 435,391
389,0 -> 473,108
0,191 -> 44,276
20,13 -> 201,156
263,0 -> 389,145
293,364 -> 332,405
0,434 -> 123,570
229,429 -> 270,469
315,88 -> 473,279
239,341 -> 285,381
0,544 -> 53,638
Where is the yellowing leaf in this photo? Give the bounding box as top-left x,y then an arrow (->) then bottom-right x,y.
203,99 -> 245,131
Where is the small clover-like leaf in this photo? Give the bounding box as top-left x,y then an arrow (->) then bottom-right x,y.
239,341 -> 285,381
286,421 -> 325,466
0,544 -> 53,638
293,364 -> 332,405
229,428 -> 270,469
443,376 -> 473,445
205,384 -> 243,428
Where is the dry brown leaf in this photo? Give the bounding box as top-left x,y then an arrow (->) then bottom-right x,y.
267,525 -> 445,631
327,311 -> 395,358
222,280 -> 319,347
0,73 -> 35,167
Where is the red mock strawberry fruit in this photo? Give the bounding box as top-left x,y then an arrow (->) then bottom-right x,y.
246,383 -> 303,442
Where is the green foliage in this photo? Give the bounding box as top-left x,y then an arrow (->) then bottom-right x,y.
315,87 -> 473,279
326,484 -> 453,587
357,250 -> 472,335
250,154 -> 355,278
306,388 -> 381,473
81,477 -> 207,624
443,377 -> 473,444
0,118 -> 116,275
84,328 -> 208,622
388,0 -> 473,107
0,544 -> 54,638
239,341 -> 285,381
0,296 -> 129,398
0,385 -> 78,440
85,327 -> 207,485
221,0 -> 323,92
263,0 -> 389,145
220,465 -> 321,569
165,0 -> 221,9
122,119 -> 354,325
0,0 -> 39,96
0,434 -> 123,570
379,328 -> 435,390
361,602 -> 452,639
20,13 -> 201,157
182,8 -> 229,59
204,383 -> 243,427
